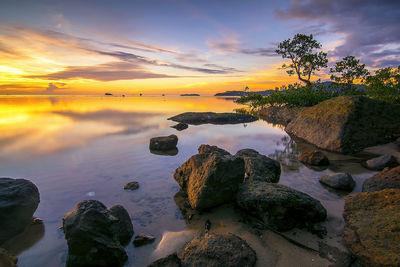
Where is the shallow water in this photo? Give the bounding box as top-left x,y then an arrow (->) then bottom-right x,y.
0,96 -> 375,266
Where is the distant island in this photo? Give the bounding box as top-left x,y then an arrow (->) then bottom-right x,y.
214,90 -> 275,96
180,94 -> 200,96
104,93 -> 113,96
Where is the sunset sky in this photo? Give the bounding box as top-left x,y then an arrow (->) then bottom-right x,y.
1,0 -> 399,95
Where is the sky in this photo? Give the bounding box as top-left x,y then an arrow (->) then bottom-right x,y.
0,0 -> 399,95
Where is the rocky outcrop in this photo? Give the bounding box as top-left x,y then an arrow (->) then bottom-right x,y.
286,96 -> 400,154
198,144 -> 230,156
364,154 -> 398,170
319,173 -> 355,191
168,112 -> 257,125
0,178 -> 40,244
174,145 -> 244,210
235,149 -> 281,183
123,181 -> 139,190
259,105 -> 305,126
171,123 -> 188,131
149,135 -> 178,151
236,181 -> 327,231
298,151 -> 329,166
0,248 -> 17,267
180,233 -> 257,267
343,189 -> 400,266
62,200 -> 133,267
133,233 -> 155,247
362,166 -> 400,192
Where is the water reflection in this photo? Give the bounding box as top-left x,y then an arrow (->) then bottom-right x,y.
2,222 -> 45,255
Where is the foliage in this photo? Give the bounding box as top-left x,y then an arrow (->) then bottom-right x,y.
276,33 -> 328,85
330,56 -> 369,94
365,66 -> 400,104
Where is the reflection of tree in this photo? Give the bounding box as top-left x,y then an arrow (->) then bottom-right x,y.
269,135 -> 302,172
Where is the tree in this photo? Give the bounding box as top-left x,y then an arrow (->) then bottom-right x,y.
276,33 -> 328,86
365,66 -> 400,104
330,56 -> 369,85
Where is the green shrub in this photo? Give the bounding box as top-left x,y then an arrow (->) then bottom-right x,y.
365,66 -> 400,104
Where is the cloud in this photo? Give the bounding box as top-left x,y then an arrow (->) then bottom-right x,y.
25,61 -> 178,81
207,37 -> 277,57
46,82 -> 67,92
275,0 -> 400,68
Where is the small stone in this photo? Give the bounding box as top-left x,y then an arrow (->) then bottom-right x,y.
171,123 -> 188,131
365,154 -> 398,170
124,181 -> 139,190
147,253 -> 181,267
149,135 -> 178,151
133,233 -> 155,247
299,151 -> 329,166
319,173 -> 355,190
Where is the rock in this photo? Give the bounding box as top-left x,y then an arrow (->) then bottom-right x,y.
0,248 -> 17,267
123,181 -> 139,191
148,253 -> 181,267
197,144 -> 230,156
180,232 -> 256,267
318,173 -> 355,191
109,205 -> 134,245
343,189 -> 400,266
286,96 -> 400,154
298,151 -> 329,166
236,181 -> 327,231
149,135 -> 178,151
150,148 -> 178,156
62,200 -> 131,267
396,137 -> 400,149
174,145 -> 245,210
259,105 -> 305,126
168,112 -> 257,125
171,123 -> 188,131
364,154 -> 398,170
362,166 -> 400,192
0,178 -> 40,244
235,149 -> 281,183
133,233 -> 155,247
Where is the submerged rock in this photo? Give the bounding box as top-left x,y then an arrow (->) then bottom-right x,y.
0,178 -> 40,244
148,253 -> 181,267
171,123 -> 188,131
364,154 -> 398,170
298,151 -> 329,166
236,181 -> 327,231
235,148 -> 281,183
62,200 -> 133,267
180,232 -> 256,267
174,145 -> 244,210
318,173 -> 355,191
286,96 -> 400,154
168,112 -> 257,125
123,181 -> 139,191
149,135 -> 178,151
343,189 -> 400,266
0,248 -> 17,267
133,233 -> 155,247
362,166 -> 400,192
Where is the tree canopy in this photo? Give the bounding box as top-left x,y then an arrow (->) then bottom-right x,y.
276,33 -> 328,86
330,56 -> 369,84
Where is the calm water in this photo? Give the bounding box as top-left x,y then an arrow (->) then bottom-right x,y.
0,96 -> 375,266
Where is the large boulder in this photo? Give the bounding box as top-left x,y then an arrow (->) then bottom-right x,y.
180,233 -> 257,267
168,112 -> 257,125
174,145 -> 244,210
286,96 -> 400,154
62,200 -> 133,267
343,189 -> 400,266
149,135 -> 178,151
235,149 -> 281,183
319,173 -> 355,191
362,166 -> 400,192
364,154 -> 398,170
0,178 -> 40,244
236,181 -> 327,231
